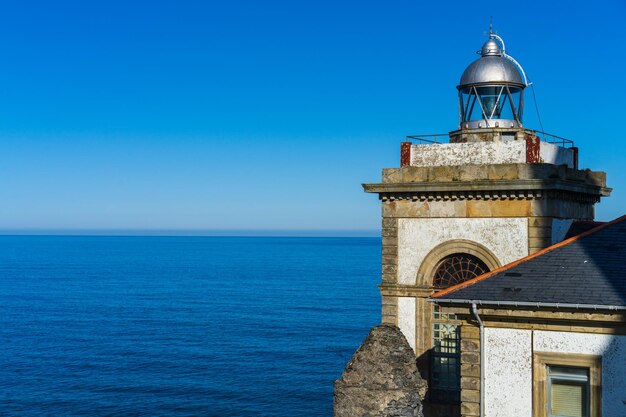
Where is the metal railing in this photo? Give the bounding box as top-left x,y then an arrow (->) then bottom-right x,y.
405,134 -> 449,144
405,129 -> 574,148
533,130 -> 575,148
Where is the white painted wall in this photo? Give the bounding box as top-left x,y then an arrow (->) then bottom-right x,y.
410,140 -> 574,168
540,142 -> 574,168
484,328 -> 626,417
410,141 -> 526,167
397,218 -> 528,285
484,328 -> 532,417
397,297 -> 416,352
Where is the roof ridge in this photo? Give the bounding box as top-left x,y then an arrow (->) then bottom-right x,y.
431,214 -> 626,299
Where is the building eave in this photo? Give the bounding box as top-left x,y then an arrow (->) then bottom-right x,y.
427,298 -> 626,312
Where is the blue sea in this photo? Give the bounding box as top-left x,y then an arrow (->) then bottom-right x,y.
0,236 -> 380,416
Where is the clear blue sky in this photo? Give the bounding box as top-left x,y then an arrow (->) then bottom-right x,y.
1,0 -> 625,234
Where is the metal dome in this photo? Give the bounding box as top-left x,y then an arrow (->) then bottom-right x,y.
458,38 -> 524,88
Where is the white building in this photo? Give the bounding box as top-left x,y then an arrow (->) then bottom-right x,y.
431,216 -> 626,417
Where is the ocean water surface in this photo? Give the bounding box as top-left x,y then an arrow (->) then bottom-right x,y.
0,236 -> 380,416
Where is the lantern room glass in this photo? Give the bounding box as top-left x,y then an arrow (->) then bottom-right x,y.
458,85 -> 524,128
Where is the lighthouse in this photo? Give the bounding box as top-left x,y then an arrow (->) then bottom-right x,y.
335,30 -> 611,417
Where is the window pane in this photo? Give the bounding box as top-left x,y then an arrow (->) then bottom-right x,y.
548,366 -> 589,417
430,323 -> 460,403
551,382 -> 584,417
550,367 -> 588,380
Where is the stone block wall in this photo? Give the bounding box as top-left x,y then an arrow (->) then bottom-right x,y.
460,324 -> 481,417
381,163 -> 606,187
381,217 -> 399,325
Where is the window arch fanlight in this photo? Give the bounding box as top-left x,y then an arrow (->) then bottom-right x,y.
433,253 -> 489,289
416,239 -> 501,288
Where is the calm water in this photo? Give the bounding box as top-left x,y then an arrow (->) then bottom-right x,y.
0,236 -> 380,416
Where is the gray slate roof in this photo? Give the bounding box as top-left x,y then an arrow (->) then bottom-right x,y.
431,216 -> 626,310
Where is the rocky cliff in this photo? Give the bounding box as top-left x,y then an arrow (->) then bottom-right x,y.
334,324 -> 427,417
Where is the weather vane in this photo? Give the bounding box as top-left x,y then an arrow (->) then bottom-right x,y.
485,17 -> 498,37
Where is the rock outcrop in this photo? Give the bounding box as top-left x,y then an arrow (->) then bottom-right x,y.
334,324 -> 427,417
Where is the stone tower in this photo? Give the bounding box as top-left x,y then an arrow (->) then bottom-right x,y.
360,32 -> 611,416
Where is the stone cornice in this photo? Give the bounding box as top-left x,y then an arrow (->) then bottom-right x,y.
363,179 -> 611,203
379,284 -> 434,297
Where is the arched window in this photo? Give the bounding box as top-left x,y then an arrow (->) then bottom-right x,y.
416,240 -> 500,287
433,253 -> 490,289
431,253 -> 490,404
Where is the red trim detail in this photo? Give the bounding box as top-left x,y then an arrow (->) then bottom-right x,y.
431,215 -> 626,299
526,135 -> 541,163
400,141 -> 411,167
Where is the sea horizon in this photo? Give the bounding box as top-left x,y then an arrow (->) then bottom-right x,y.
0,229 -> 381,238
